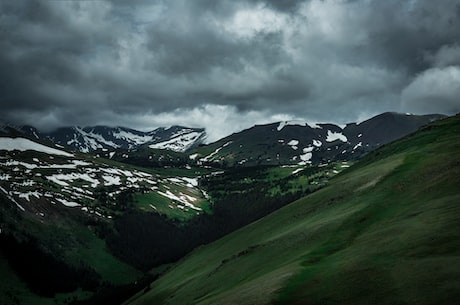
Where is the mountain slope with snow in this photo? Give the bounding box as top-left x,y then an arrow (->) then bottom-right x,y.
0,136 -> 209,218
1,124 -> 206,153
191,112 -> 446,166
0,135 -> 213,303
43,125 -> 206,153
0,137 -> 74,157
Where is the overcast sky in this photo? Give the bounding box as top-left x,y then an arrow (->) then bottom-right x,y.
1,0 -> 460,141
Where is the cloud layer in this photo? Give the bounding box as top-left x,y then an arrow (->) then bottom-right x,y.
1,0 -> 459,140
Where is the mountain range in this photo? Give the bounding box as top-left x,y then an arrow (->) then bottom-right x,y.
1,112 -> 445,167
191,112 -> 445,166
0,111 -> 458,305
0,124 -> 206,153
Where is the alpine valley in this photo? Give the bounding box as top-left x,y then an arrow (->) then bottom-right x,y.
0,112 -> 459,305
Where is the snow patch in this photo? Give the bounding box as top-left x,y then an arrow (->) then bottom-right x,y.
46,173 -> 100,188
292,168 -> 303,175
74,160 -> 92,166
277,120 -> 305,131
353,142 -> 362,150
149,131 -> 204,152
112,130 -> 153,145
77,127 -> 120,149
16,180 -> 35,187
277,120 -> 322,131
312,139 -> 322,147
101,167 -> 135,177
299,152 -> 312,162
168,178 -> 183,184
287,140 -> 299,150
308,122 -> 322,129
102,175 -> 121,186
0,174 -> 11,181
0,137 -> 74,157
3,160 -> 38,169
201,141 -> 232,162
181,177 -> 198,187
157,190 -> 202,211
18,191 -> 41,201
326,131 -> 348,143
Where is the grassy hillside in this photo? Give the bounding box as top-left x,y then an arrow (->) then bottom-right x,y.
125,114 -> 460,305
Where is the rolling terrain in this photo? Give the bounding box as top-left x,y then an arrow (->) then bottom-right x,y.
0,134 -> 346,304
0,112 -> 455,304
125,114 -> 460,305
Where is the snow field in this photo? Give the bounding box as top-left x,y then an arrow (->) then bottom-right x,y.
1,151 -> 206,216
149,131 -> 204,152
326,130 -> 348,143
277,120 -> 322,131
0,137 -> 74,157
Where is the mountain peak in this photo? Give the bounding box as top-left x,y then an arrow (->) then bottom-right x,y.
276,120 -> 323,131
7,125 -> 207,153
191,112 -> 447,167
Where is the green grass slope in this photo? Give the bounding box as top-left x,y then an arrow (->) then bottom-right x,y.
124,114 -> 460,305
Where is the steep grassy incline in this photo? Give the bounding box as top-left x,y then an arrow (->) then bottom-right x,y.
125,114 -> 460,305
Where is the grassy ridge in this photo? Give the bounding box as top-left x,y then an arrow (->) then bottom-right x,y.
125,114 -> 460,305
0,214 -> 141,305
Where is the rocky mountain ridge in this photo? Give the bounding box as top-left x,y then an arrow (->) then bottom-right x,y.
192,112 -> 446,166
0,124 -> 206,153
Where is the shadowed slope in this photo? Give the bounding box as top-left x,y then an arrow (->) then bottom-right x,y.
125,114 -> 460,305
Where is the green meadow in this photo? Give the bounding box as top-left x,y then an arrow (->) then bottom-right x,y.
125,115 -> 460,305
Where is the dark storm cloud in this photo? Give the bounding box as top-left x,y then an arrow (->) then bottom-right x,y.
0,0 -> 459,135
263,0 -> 304,12
362,0 -> 460,73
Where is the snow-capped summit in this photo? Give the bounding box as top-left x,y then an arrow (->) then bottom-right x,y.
149,129 -> 206,152
2,124 -> 206,153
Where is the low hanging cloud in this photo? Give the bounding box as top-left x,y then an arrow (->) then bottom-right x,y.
114,104 -> 301,143
426,44 -> 460,68
1,0 -> 459,138
402,66 -> 460,114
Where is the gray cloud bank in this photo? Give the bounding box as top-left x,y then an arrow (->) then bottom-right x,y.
1,0 -> 459,141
